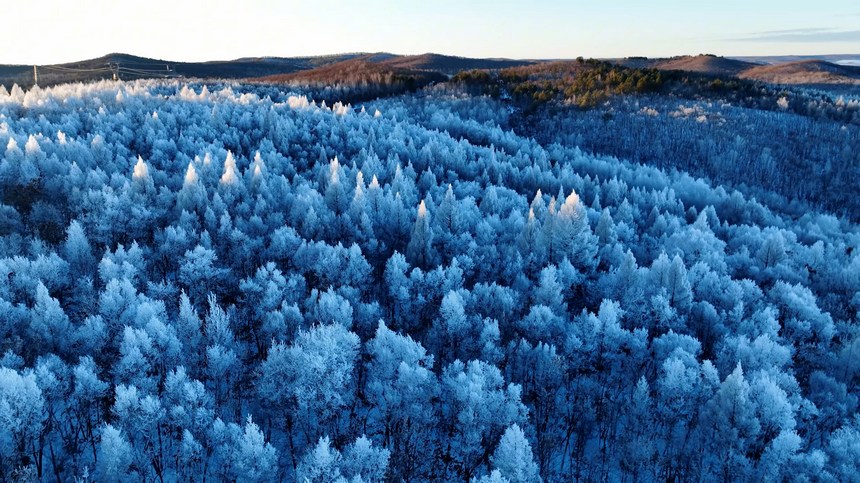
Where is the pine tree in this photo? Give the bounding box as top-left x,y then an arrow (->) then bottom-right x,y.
220,151 -> 239,185
406,200 -> 435,268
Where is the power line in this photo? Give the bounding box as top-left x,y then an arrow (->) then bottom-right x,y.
117,66 -> 178,77
28,61 -> 183,84
39,64 -> 114,73
111,60 -> 180,69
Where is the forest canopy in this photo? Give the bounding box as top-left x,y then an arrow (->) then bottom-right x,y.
0,79 -> 858,482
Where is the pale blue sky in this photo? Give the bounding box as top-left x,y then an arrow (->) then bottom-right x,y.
7,0 -> 860,64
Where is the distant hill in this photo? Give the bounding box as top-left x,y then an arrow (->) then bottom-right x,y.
464,58 -> 667,108
251,53 -> 534,87
0,53 -> 351,89
653,55 -> 759,76
254,56 -> 446,94
377,53 -> 534,75
731,54 -> 860,65
0,52 -> 535,89
168,54 -> 360,78
738,60 -> 860,85
612,54 -> 860,89
615,54 -> 759,77
499,59 -> 598,80
0,63 -> 33,88
233,53 -> 366,69
5,52 -> 860,92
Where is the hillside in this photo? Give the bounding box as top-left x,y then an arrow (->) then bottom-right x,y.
254,53 -> 534,88
0,52 -> 531,89
732,54 -> 860,65
613,55 -> 860,88
0,53 -> 343,89
456,58 -> 754,108
234,53 -> 366,69
446,57 -> 860,216
615,54 -> 759,76
254,57 -> 447,93
0,53 -> 386,89
739,59 -> 860,85
8,52 -> 860,92
378,53 -> 534,75
654,54 -> 759,76
0,63 -> 33,88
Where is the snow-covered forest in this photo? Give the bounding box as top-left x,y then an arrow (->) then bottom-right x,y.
529,95 -> 860,218
0,80 -> 858,482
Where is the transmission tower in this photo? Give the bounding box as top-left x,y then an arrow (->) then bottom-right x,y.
106,62 -> 120,81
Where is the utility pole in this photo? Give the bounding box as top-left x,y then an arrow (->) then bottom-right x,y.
33,65 -> 38,86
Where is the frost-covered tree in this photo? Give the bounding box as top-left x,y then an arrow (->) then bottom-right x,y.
258,323 -> 359,448
62,220 -> 95,275
296,436 -> 343,483
30,281 -> 72,355
365,321 -> 437,479
231,416 -> 278,482
490,424 -> 541,483
0,367 -> 45,478
552,190 -> 598,270
441,360 -> 527,480
407,199 -> 435,268
95,425 -> 135,482
701,364 -> 760,481
341,435 -> 390,482
179,246 -> 226,306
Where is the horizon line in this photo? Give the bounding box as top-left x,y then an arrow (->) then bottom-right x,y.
3,50 -> 860,67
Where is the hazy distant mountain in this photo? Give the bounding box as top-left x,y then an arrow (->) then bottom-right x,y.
731,54 -> 860,65
738,60 -> 860,85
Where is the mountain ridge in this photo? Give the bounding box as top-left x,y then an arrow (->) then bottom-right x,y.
0,52 -> 534,89
3,52 -> 860,90
739,59 -> 860,85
